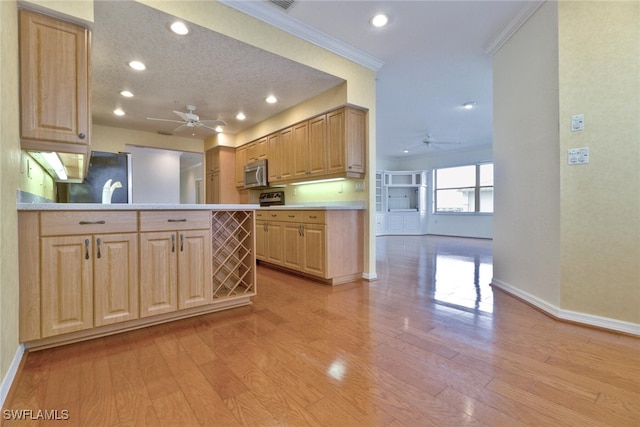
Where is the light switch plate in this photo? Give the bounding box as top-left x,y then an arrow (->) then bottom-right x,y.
568,147 -> 589,165
571,114 -> 584,132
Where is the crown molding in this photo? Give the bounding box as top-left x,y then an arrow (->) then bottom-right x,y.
484,0 -> 546,56
219,0 -> 385,71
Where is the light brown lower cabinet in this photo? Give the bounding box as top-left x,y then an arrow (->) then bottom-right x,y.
36,211 -> 139,338
139,229 -> 211,317
139,211 -> 212,317
18,208 -> 253,348
255,209 -> 362,285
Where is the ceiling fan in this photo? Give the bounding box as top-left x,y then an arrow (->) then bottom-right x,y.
405,134 -> 460,153
147,105 -> 226,133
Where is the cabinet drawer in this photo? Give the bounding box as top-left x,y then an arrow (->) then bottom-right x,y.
258,210 -> 302,222
139,211 -> 210,231
301,211 -> 326,224
40,211 -> 137,236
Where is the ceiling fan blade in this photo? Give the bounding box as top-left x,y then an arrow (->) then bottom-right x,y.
173,110 -> 189,121
147,117 -> 184,123
173,124 -> 188,132
198,124 -> 220,132
199,119 -> 227,127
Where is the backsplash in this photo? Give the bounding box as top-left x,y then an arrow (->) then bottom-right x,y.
17,190 -> 54,204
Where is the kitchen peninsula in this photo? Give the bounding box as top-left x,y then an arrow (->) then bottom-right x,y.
17,203 -> 257,349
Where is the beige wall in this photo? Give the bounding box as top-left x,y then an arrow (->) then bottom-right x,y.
494,0 -> 640,327
92,124 -> 205,154
493,1 -> 562,306
558,0 -> 640,323
0,0 -> 21,392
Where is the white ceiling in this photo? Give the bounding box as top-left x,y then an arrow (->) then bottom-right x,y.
91,0 -> 530,160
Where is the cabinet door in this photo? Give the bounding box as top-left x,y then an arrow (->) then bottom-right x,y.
326,109 -> 346,174
345,108 -> 366,173
207,172 -> 220,204
235,145 -> 247,188
266,222 -> 284,265
178,229 -> 212,309
246,142 -> 257,163
206,148 -> 220,173
278,127 -> 294,181
255,137 -> 268,160
293,121 -> 310,178
302,224 -> 326,277
403,213 -> 421,233
19,10 -> 90,146
94,233 -> 139,327
255,221 -> 267,260
387,213 -> 404,234
41,235 -> 93,337
267,133 -> 281,182
308,115 -> 327,177
140,232 -> 178,317
283,223 -> 303,270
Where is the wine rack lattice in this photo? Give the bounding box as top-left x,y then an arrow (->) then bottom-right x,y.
211,211 -> 255,299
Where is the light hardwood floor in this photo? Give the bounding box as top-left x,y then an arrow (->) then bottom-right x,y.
3,235 -> 639,426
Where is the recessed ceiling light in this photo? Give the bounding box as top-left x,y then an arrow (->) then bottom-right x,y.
403,150 -> 409,154
120,90 -> 134,98
370,14 -> 389,28
113,108 -> 125,116
236,112 -> 246,120
463,102 -> 476,109
170,21 -> 189,35
128,60 -> 146,71
265,95 -> 277,104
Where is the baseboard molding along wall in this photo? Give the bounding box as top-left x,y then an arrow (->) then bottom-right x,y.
0,344 -> 24,407
492,279 -> 640,336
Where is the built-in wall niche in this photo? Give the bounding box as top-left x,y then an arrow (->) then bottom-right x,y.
387,187 -> 419,211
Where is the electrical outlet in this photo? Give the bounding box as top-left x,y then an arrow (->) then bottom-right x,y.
338,183 -> 343,193
568,147 -> 589,165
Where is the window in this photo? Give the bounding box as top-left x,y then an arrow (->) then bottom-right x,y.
434,163 -> 493,213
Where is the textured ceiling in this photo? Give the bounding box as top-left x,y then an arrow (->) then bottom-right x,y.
92,0 -> 528,160
91,1 -> 344,140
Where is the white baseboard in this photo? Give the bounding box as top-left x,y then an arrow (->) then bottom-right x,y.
492,279 -> 640,336
362,272 -> 378,281
0,344 -> 24,407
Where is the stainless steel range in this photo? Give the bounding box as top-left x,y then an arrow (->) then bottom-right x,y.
259,191 -> 285,207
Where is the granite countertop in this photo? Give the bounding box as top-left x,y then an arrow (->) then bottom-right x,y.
17,203 -> 260,211
258,202 -> 366,211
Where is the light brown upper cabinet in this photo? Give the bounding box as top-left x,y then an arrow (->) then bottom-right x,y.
19,9 -> 91,152
236,105 -> 366,186
327,107 -> 366,176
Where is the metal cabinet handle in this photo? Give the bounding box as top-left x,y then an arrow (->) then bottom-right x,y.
171,234 -> 176,253
168,219 -> 187,223
309,215 -> 317,219
84,239 -> 90,260
180,233 -> 184,252
271,214 -> 277,217
79,220 -> 106,225
96,238 -> 102,259
78,132 -> 86,139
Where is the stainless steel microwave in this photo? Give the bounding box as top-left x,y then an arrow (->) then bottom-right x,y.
243,159 -> 268,189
